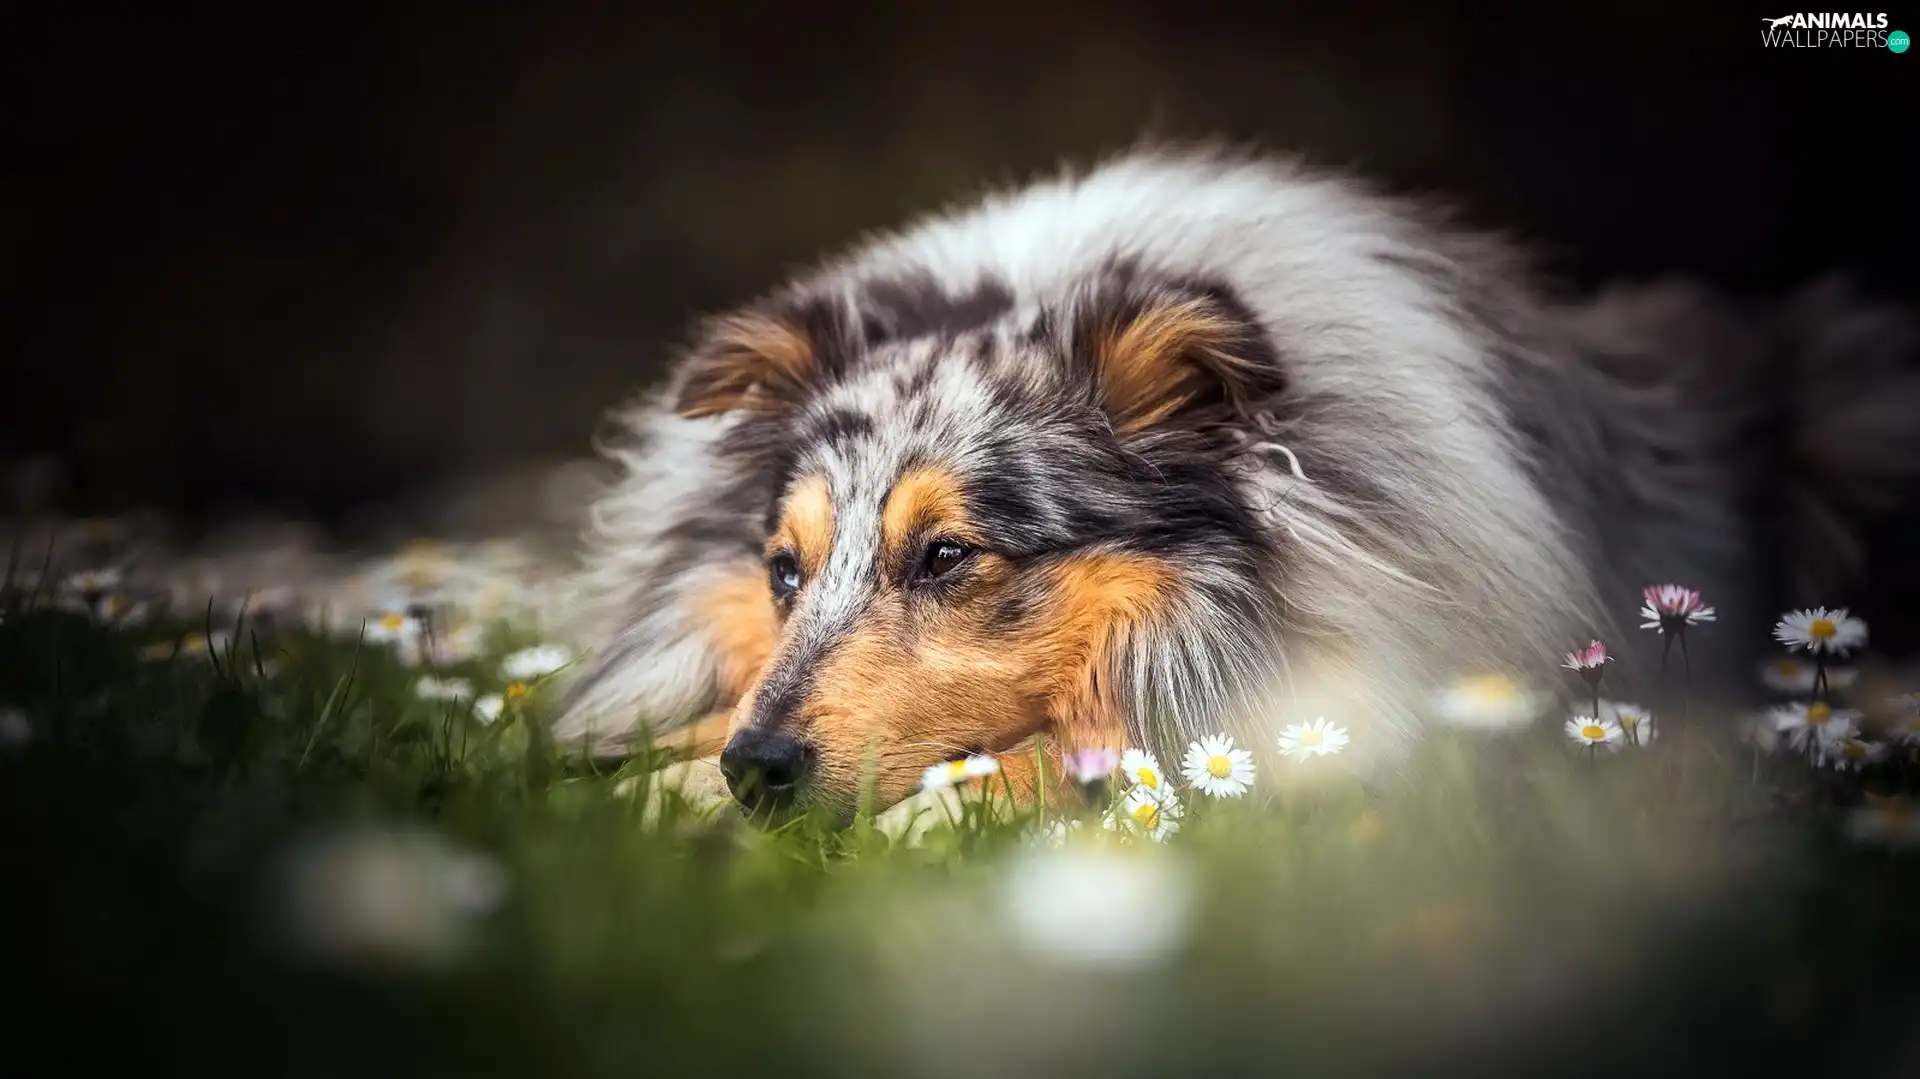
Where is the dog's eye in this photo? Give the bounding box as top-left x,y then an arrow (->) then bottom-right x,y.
917,540 -> 974,583
768,552 -> 803,600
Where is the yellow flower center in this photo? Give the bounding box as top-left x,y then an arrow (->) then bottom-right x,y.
380,613 -> 406,631
944,760 -> 969,779
1807,702 -> 1831,726
1460,675 -> 1516,703
1130,801 -> 1160,829
1619,714 -> 1640,732
1136,767 -> 1159,789
1809,618 -> 1836,640
1773,658 -> 1802,676
1841,740 -> 1867,759
1206,754 -> 1233,778
1301,728 -> 1325,747
505,681 -> 529,700
1580,724 -> 1607,741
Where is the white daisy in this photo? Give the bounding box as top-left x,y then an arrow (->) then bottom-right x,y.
1638,584 -> 1716,633
423,621 -> 485,666
363,610 -> 422,646
414,676 -> 475,702
1845,797 -> 1920,849
1600,701 -> 1657,747
1180,733 -> 1256,798
1564,715 -> 1623,751
1827,737 -> 1887,773
1759,656 -> 1858,695
1119,748 -> 1172,796
1431,674 -> 1543,731
472,694 -> 505,724
920,754 -> 1002,792
501,643 -> 573,681
1277,717 -> 1350,758
1772,607 -> 1868,656
1110,785 -> 1183,841
1771,700 -> 1861,756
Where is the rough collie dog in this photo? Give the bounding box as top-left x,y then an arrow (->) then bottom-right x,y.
552,146 -> 1920,823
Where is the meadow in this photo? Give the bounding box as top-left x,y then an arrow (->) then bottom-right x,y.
4,522 -> 1918,1078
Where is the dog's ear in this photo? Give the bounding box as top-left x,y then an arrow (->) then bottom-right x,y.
674,296 -> 855,419
1067,282 -> 1282,436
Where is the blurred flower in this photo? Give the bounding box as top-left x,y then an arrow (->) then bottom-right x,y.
920,754 -> 1001,791
362,610 -> 421,646
275,826 -> 506,969
61,567 -> 122,597
89,594 -> 150,627
1600,700 -> 1656,747
1771,700 -> 1860,756
1827,737 -> 1887,772
1639,584 -> 1715,634
1110,785 -> 1182,841
1277,717 -> 1349,759
1886,691 -> 1920,716
1773,607 -> 1868,656
414,675 -> 475,702
0,708 -> 30,751
501,643 -> 573,681
1561,640 -> 1609,676
138,630 -> 232,662
996,845 -> 1193,967
1845,796 -> 1920,849
1064,746 -> 1119,786
1738,713 -> 1781,753
473,694 -> 505,724
1181,733 -> 1255,798
1889,712 -> 1920,748
423,620 -> 485,666
1564,715 -> 1623,751
1119,748 -> 1171,797
1760,656 -> 1857,695
1431,673 -> 1543,731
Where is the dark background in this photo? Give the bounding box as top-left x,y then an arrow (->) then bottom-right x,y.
3,2 -> 1914,526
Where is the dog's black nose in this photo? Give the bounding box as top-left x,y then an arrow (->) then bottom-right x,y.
719,728 -> 814,812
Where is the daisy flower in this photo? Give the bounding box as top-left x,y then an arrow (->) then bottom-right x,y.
1639,584 -> 1716,634
414,676 -> 475,702
363,610 -> 421,646
1431,674 -> 1543,731
1771,700 -> 1861,755
1759,656 -> 1857,695
1888,712 -> 1920,748
1111,785 -> 1183,841
471,682 -> 530,726
1119,748 -> 1172,796
91,594 -> 151,627
1064,747 -> 1119,786
1599,701 -> 1656,747
1277,717 -> 1349,759
501,643 -> 574,681
1564,715 -> 1623,751
62,567 -> 122,597
1845,796 -> 1920,849
1772,607 -> 1868,656
1181,733 -> 1256,798
1561,640 -> 1610,678
1826,737 -> 1887,773
920,754 -> 1002,792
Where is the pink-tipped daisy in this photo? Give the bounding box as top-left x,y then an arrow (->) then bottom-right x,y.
1638,585 -> 1716,634
1064,747 -> 1120,786
1772,607 -> 1868,657
1561,639 -> 1610,674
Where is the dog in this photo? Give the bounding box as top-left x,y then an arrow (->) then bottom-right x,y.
551,145 -> 1920,824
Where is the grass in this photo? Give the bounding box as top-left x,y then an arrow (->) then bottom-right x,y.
4,595 -> 1919,1079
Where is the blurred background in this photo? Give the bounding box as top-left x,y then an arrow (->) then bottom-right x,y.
3,1 -> 1915,529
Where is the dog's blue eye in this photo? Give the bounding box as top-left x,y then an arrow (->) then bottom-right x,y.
919,540 -> 973,582
768,553 -> 802,599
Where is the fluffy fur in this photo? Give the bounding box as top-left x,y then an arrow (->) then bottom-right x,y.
552,145 -> 1920,821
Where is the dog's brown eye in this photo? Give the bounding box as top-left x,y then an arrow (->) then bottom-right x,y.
768,552 -> 802,600
917,540 -> 973,583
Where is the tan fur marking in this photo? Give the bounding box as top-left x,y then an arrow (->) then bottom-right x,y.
769,473 -> 835,576
675,311 -> 815,418
693,569 -> 782,703
880,466 -> 972,561
1097,297 -> 1256,434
